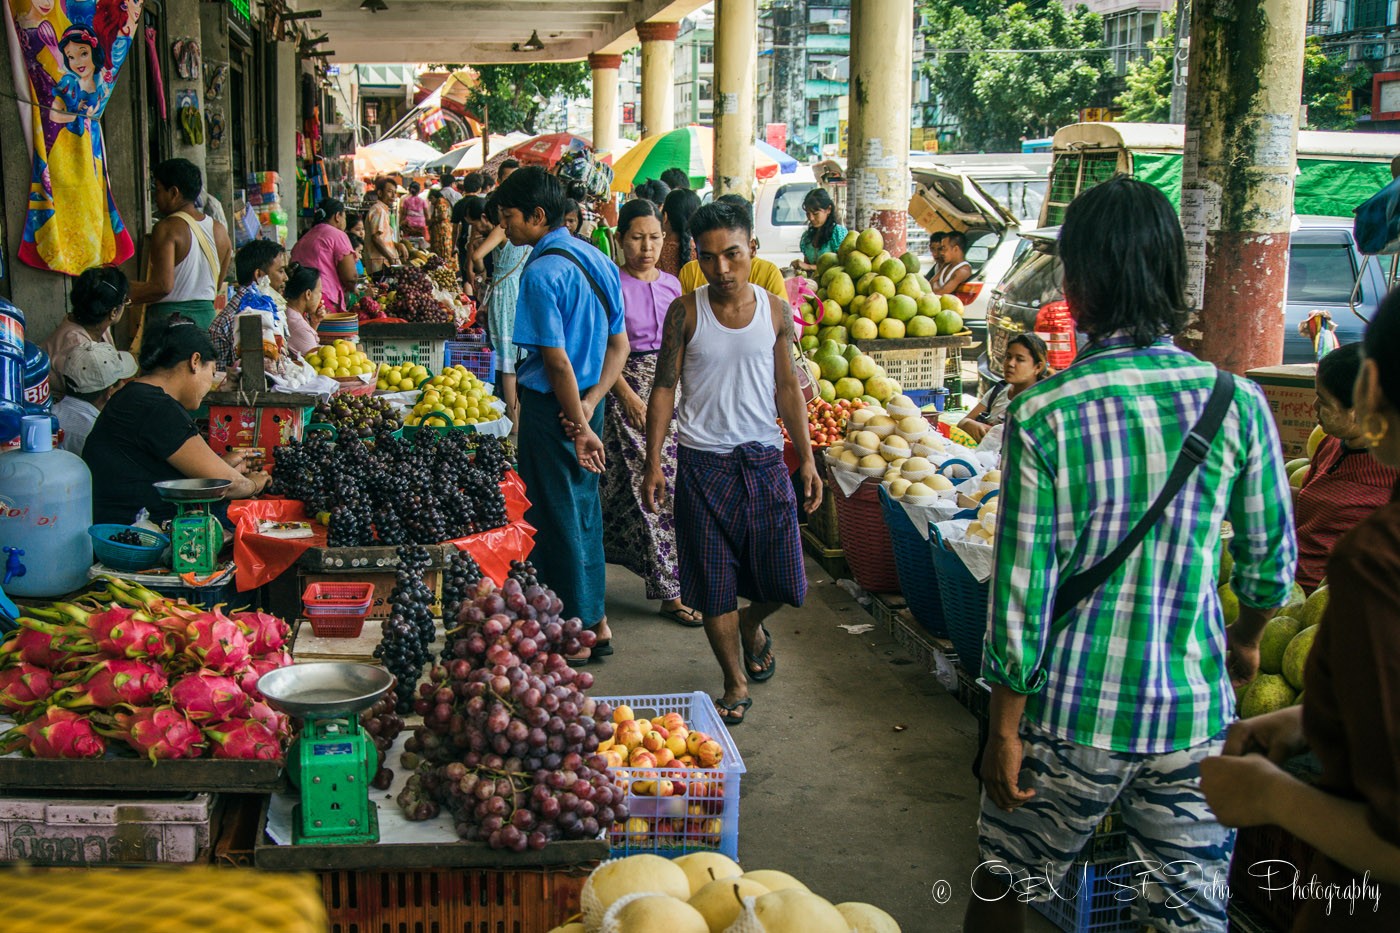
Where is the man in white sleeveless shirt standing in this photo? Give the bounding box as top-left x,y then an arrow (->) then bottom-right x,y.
642,201 -> 823,727
129,159 -> 232,333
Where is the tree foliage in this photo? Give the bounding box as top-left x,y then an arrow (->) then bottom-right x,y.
462,63 -> 590,135
1113,31 -> 1371,130
1302,38 -> 1371,131
919,0 -> 1114,150
1114,11 -> 1175,123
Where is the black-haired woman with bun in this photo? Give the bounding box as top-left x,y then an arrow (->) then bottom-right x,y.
289,197 -> 359,312
83,314 -> 270,525
43,265 -> 129,399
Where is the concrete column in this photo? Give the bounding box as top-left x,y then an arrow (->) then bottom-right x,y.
166,0 -> 206,175
636,21 -> 679,138
199,3 -> 233,218
588,53 -> 623,154
1176,0 -> 1306,372
713,0 -> 757,200
847,0 -> 913,253
275,42 -> 301,249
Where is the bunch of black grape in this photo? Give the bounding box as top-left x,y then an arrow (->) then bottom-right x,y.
109,529 -> 145,545
270,427 -> 513,547
442,551 -> 487,661
472,435 -> 511,483
360,694 -> 406,789
313,394 -> 401,438
374,546 -> 437,713
396,576 -> 619,850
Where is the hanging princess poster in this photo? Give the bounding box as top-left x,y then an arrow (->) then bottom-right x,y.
4,0 -> 142,275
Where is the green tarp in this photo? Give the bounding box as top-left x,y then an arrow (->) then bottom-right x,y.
1123,152 -> 1388,219
1132,152 -> 1183,211
1295,159 -> 1394,218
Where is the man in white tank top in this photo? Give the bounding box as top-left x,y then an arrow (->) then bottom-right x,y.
641,201 -> 823,727
129,158 -> 232,333
933,230 -> 972,296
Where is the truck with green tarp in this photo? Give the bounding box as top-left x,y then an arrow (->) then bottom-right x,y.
1039,122 -> 1396,227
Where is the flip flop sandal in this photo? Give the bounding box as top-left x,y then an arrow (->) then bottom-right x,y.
713,696 -> 752,727
744,626 -> 777,683
659,606 -> 705,628
593,638 -> 613,657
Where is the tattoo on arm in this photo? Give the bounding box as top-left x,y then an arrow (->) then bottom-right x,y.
773,296 -> 801,383
654,300 -> 688,389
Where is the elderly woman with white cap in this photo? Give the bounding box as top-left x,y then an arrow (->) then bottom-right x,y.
52,341 -> 137,454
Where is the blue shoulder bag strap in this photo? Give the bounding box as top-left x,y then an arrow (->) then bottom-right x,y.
1050,369 -> 1236,623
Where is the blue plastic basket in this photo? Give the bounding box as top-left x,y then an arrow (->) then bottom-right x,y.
877,485 -> 947,636
444,339 -> 495,382
1031,859 -> 1139,933
88,525 -> 169,573
595,691 -> 745,859
929,524 -> 990,672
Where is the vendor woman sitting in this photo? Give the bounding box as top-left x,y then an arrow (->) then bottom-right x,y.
83,315 -> 271,525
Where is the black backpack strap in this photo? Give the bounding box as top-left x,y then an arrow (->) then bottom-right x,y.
1051,370 -> 1236,623
535,246 -> 617,320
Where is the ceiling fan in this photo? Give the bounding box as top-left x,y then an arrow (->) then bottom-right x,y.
360,0 -> 388,12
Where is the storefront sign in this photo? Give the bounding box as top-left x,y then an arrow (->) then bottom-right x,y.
3,0 -> 143,275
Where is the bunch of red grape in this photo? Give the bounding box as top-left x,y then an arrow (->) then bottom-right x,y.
390,269 -> 452,324
360,694 -> 406,789
394,574 -> 624,850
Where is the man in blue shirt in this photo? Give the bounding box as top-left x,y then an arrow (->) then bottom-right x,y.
494,167 -> 629,663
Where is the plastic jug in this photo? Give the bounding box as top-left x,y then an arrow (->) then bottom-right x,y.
0,299 -> 25,442
0,415 -> 93,597
23,340 -> 52,416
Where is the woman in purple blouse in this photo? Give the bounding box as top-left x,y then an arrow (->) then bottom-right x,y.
600,199 -> 700,627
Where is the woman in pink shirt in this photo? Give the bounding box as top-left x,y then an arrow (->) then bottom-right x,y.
284,264 -> 326,357
600,198 -> 699,627
289,198 -> 358,312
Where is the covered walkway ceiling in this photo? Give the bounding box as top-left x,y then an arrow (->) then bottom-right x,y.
296,0 -> 708,64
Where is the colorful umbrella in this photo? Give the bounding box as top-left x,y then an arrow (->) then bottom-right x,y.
420,135 -> 517,175
493,133 -> 592,169
353,138 -> 443,178
609,126 -> 797,192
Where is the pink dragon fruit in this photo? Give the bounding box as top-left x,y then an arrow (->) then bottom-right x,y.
184,615 -> 252,673
0,708 -> 106,758
112,706 -> 206,763
247,701 -> 292,741
3,628 -> 69,668
232,611 -> 290,657
238,651 -> 294,699
0,664 -> 59,713
203,718 -> 282,760
170,670 -> 251,723
54,660 -> 168,709
89,607 -> 173,661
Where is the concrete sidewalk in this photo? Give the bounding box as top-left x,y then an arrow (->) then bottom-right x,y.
589,557 -> 1056,931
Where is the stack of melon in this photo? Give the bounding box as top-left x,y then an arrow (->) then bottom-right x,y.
824,397 -> 959,500
796,226 -> 966,343
1236,582 -> 1329,718
551,852 -> 901,933
1285,425 -> 1328,489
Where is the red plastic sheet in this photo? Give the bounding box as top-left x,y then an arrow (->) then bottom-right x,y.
229,471 -> 534,591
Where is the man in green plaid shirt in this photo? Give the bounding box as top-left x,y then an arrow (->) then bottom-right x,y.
964,178 -> 1297,933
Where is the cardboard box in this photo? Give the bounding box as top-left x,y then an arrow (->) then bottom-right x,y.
1246,364 -> 1317,459
206,405 -> 309,470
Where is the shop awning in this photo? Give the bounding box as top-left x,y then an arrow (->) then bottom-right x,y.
295,0 -> 711,65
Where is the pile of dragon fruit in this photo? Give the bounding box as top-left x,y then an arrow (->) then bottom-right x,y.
0,577 -> 294,762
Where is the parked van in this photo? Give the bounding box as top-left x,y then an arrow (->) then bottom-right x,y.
752,166 -> 819,268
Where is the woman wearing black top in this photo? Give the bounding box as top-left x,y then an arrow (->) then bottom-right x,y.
83,315 -> 271,525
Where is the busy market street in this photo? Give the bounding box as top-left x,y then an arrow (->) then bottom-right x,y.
4,0 -> 1400,931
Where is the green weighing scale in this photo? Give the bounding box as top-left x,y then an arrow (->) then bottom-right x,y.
256,662 -> 394,845
153,478 -> 229,575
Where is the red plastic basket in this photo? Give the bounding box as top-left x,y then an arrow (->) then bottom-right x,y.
831,477 -> 901,592
303,613 -> 366,636
302,582 -> 373,638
